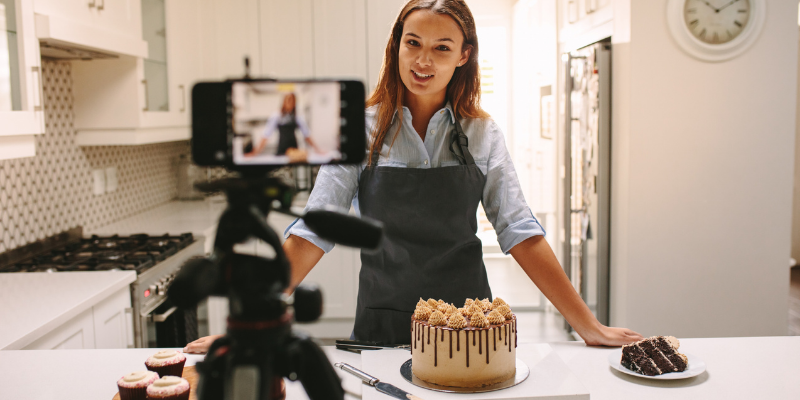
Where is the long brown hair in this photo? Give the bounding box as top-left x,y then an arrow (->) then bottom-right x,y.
365,0 -> 489,165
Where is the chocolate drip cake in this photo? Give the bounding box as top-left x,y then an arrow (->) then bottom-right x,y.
410,297 -> 517,387
621,336 -> 688,376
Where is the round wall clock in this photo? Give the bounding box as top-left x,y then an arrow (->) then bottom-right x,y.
666,0 -> 766,62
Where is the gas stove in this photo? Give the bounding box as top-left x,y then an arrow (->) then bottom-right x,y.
0,233 -> 194,274
0,228 -> 205,348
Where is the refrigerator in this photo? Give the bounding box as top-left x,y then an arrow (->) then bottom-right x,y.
561,41 -> 611,330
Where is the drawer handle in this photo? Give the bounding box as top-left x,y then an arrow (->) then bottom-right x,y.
151,306 -> 178,322
124,307 -> 135,348
97,0 -> 104,10
88,0 -> 96,8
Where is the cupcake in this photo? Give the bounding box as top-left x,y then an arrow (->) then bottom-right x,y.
117,370 -> 159,400
145,350 -> 186,377
146,376 -> 191,400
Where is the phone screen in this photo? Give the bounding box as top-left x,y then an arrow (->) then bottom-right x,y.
231,81 -> 342,165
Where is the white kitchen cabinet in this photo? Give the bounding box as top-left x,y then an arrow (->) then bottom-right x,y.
0,0 -> 44,159
256,0 -> 368,84
92,287 -> 133,349
23,308 -> 96,350
365,0 -> 406,94
558,0 -> 614,49
70,0 -> 201,145
33,0 -> 148,58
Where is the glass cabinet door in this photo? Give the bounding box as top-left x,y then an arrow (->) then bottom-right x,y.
0,0 -> 21,112
142,0 -> 168,112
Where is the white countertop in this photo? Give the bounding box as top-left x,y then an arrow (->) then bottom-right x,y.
88,197 -> 230,239
0,271 -> 136,350
1,337 -> 797,399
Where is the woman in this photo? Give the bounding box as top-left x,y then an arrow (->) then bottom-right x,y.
187,0 -> 641,353
246,93 -> 317,158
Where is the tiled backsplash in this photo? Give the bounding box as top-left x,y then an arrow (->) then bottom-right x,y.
0,60 -> 190,253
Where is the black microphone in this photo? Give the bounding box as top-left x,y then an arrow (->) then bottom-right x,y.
300,206 -> 383,250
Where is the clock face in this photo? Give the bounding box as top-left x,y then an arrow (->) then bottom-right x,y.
683,0 -> 751,45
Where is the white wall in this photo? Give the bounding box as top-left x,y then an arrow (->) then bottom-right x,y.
609,0 -> 798,337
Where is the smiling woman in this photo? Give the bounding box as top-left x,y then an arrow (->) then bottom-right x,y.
366,0 -> 489,163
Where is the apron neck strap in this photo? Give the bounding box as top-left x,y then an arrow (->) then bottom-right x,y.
368,111 -> 477,167
449,115 -> 475,166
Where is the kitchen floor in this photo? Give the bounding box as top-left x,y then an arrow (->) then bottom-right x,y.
790,266 -> 800,336
315,310 -> 574,346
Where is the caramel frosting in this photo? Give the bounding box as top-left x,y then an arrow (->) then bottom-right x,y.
492,297 -> 507,308
414,306 -> 432,321
480,298 -> 492,311
467,303 -> 483,315
146,376 -> 190,396
117,371 -> 159,388
417,298 -> 430,309
437,302 -> 450,314
458,307 -> 470,317
496,304 -> 513,319
428,310 -> 447,326
427,298 -> 439,308
444,304 -> 458,317
487,310 -> 504,325
470,311 -> 489,328
447,312 -> 467,329
145,350 -> 186,367
464,298 -> 474,308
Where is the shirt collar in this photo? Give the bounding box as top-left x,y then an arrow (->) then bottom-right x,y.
390,102 -> 456,125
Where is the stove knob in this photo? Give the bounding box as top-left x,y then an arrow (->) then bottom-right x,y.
149,284 -> 157,295
157,284 -> 165,296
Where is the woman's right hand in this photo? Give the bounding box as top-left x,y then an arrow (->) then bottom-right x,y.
183,334 -> 224,354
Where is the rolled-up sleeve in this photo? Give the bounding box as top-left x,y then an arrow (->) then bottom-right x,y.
284,164 -> 361,253
481,121 -> 546,254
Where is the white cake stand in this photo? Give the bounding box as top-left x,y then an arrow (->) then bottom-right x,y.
399,358 -> 530,393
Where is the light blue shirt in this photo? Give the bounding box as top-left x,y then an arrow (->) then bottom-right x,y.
285,103 -> 545,255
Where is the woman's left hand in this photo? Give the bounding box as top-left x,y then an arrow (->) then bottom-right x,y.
578,324 -> 643,347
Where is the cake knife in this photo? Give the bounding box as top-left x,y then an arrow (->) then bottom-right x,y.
334,362 -> 424,400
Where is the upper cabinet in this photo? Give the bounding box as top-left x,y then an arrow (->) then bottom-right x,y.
34,0 -> 148,58
70,0 -> 200,145
0,0 -> 45,160
559,0 -> 614,49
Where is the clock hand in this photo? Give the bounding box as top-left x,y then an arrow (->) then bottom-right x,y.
717,0 -> 741,12
701,1 -> 719,12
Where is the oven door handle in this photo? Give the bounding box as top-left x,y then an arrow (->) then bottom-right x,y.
150,306 -> 178,322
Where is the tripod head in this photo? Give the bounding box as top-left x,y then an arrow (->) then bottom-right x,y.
168,175 -> 382,400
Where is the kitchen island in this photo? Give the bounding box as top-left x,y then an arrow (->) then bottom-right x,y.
0,337 -> 797,399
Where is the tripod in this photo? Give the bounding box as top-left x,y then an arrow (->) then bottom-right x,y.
169,176 -> 381,400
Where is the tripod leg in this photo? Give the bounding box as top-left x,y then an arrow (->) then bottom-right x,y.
284,335 -> 344,400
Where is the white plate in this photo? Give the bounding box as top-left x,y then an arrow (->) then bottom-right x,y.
607,348 -> 706,380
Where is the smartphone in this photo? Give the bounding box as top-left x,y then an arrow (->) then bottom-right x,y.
191,79 -> 365,168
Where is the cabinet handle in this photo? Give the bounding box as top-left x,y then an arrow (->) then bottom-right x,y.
97,0 -> 104,10
179,85 -> 186,112
568,0 -> 578,23
88,0 -> 96,8
31,66 -> 43,112
586,0 -> 597,14
142,79 -> 149,111
124,307 -> 134,348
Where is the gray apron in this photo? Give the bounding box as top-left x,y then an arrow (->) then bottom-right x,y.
276,114 -> 299,155
353,116 -> 492,345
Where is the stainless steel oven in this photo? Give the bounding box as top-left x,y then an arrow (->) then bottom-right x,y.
131,239 -> 205,348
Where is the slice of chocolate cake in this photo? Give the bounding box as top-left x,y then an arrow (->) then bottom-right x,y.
620,336 -> 688,376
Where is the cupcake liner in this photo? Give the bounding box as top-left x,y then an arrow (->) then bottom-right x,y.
146,387 -> 190,400
118,385 -> 148,400
145,358 -> 186,378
